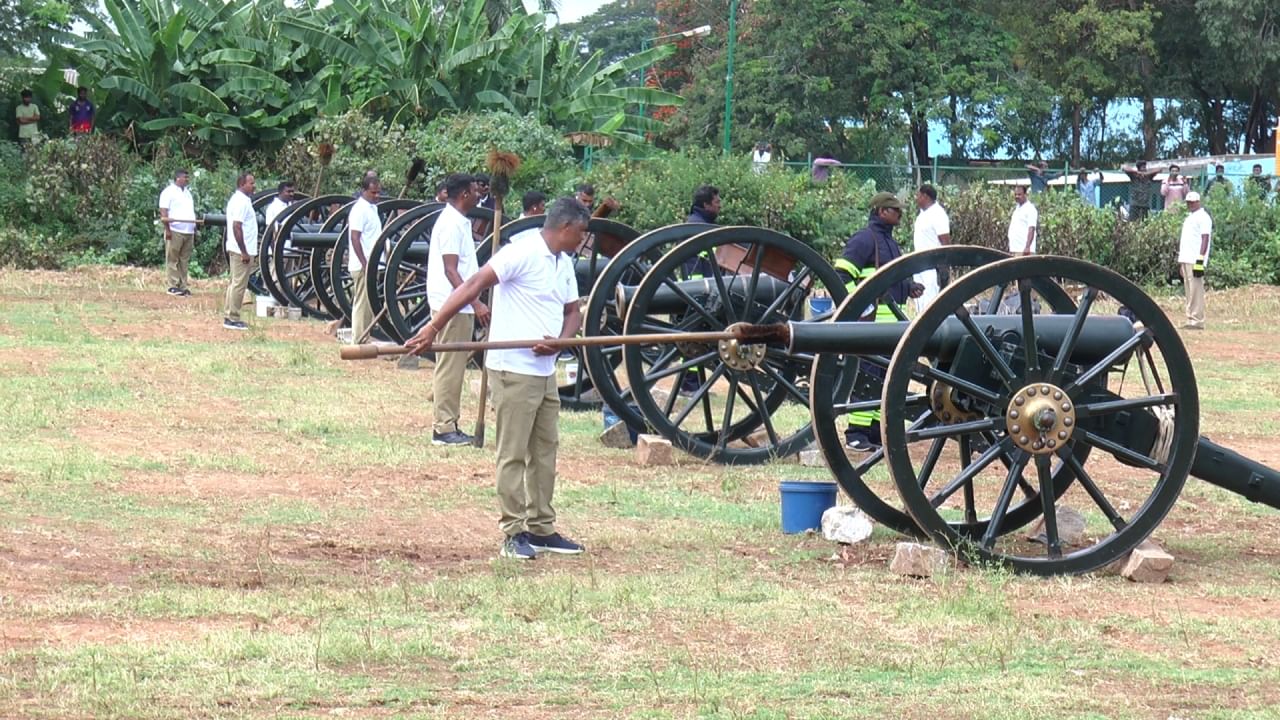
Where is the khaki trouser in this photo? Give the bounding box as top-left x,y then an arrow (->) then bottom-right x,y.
223,254 -> 253,321
432,312 -> 476,434
491,369 -> 560,537
1181,262 -> 1205,328
349,268 -> 374,341
165,232 -> 194,291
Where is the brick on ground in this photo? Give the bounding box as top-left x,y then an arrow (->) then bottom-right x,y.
636,434 -> 674,466
889,542 -> 952,578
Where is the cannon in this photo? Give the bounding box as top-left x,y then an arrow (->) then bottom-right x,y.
343,244 -> 1280,576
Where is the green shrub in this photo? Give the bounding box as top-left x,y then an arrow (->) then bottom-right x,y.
585,150 -> 876,257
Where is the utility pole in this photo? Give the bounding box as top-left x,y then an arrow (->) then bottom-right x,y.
722,0 -> 739,156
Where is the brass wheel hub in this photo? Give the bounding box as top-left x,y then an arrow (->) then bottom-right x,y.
1006,382 -> 1075,455
718,337 -> 766,371
931,382 -> 981,424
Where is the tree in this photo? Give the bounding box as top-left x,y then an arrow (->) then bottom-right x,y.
559,0 -> 657,71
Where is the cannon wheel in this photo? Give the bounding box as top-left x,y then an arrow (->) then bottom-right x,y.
255,190 -> 311,304
882,255 -> 1199,575
809,246 -> 1083,538
623,226 -> 847,465
312,199 -> 428,330
582,223 -> 714,433
269,195 -> 350,317
379,206 -> 497,344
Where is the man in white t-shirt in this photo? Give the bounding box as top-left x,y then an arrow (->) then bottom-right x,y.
425,174 -> 490,446
911,184 -> 951,311
1178,192 -> 1212,330
405,197 -> 588,561
158,169 -> 198,297
1008,185 -> 1038,256
509,190 -> 547,245
222,172 -> 258,330
264,180 -> 295,227
347,175 -> 384,342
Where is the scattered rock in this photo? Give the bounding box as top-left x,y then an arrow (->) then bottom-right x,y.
635,434 -> 674,466
600,421 -> 635,449
889,542 -> 952,578
396,354 -> 420,371
821,506 -> 873,545
1025,505 -> 1087,546
744,428 -> 771,449
1120,540 -> 1174,583
799,449 -> 826,467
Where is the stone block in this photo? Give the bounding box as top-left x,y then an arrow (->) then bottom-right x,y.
1120,540 -> 1174,583
600,421 -> 635,449
1025,505 -> 1087,547
744,428 -> 771,449
799,449 -> 826,467
636,434 -> 674,466
889,542 -> 952,578
821,506 -> 874,545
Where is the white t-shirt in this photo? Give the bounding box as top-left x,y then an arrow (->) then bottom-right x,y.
1007,201 -> 1038,253
1178,208 -> 1213,264
913,202 -> 950,252
346,196 -> 383,272
224,189 -> 258,255
486,235 -> 579,377
752,149 -> 771,173
427,203 -> 478,313
264,196 -> 288,227
158,183 -> 196,234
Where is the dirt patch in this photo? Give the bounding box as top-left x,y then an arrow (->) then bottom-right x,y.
0,616 -> 244,650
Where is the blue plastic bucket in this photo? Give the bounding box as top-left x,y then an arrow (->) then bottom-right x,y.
808,296 -> 834,317
779,481 -> 838,534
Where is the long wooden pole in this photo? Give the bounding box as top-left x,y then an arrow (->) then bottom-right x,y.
340,325 -> 775,361
471,198 -> 504,447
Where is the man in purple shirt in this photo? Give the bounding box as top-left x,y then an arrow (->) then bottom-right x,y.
69,87 -> 94,135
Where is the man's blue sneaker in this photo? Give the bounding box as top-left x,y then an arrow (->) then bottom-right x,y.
501,532 -> 538,560
528,532 -> 585,555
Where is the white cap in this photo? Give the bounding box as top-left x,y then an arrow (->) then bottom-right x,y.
1185,192 -> 1201,203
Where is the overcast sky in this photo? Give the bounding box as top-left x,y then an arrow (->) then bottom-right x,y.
537,0 -> 610,23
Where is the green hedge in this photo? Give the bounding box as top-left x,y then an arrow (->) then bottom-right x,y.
940,185 -> 1280,288
585,150 -> 876,258
2,113 -> 1279,291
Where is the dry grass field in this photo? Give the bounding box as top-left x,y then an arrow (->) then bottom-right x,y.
2,267 -> 1279,719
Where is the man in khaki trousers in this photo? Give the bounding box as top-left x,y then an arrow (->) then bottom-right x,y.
347,174 -> 383,341
405,197 -> 588,561
158,169 -> 198,296
222,172 -> 258,331
1177,192 -> 1212,330
425,174 -> 489,445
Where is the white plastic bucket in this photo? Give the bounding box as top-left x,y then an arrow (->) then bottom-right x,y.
255,295 -> 278,317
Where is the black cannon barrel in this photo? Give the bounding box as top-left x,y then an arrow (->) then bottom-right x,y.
202,213 -> 226,227
787,314 -> 1137,363
291,232 -> 341,249
1192,438 -> 1280,510
616,275 -> 792,316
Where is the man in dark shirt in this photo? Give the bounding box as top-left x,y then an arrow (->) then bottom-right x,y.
1204,164 -> 1233,196
69,86 -> 94,135
1121,160 -> 1158,221
834,192 -> 922,451
1024,160 -> 1061,193
1248,164 -> 1272,198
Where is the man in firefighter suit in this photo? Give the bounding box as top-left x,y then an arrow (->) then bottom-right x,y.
833,192 -> 923,451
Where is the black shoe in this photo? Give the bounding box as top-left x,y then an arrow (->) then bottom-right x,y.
222,319 -> 248,331
432,430 -> 473,446
167,287 -> 182,296
527,532 -> 585,555
844,430 -> 880,453
179,288 -> 192,297
501,532 -> 537,560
